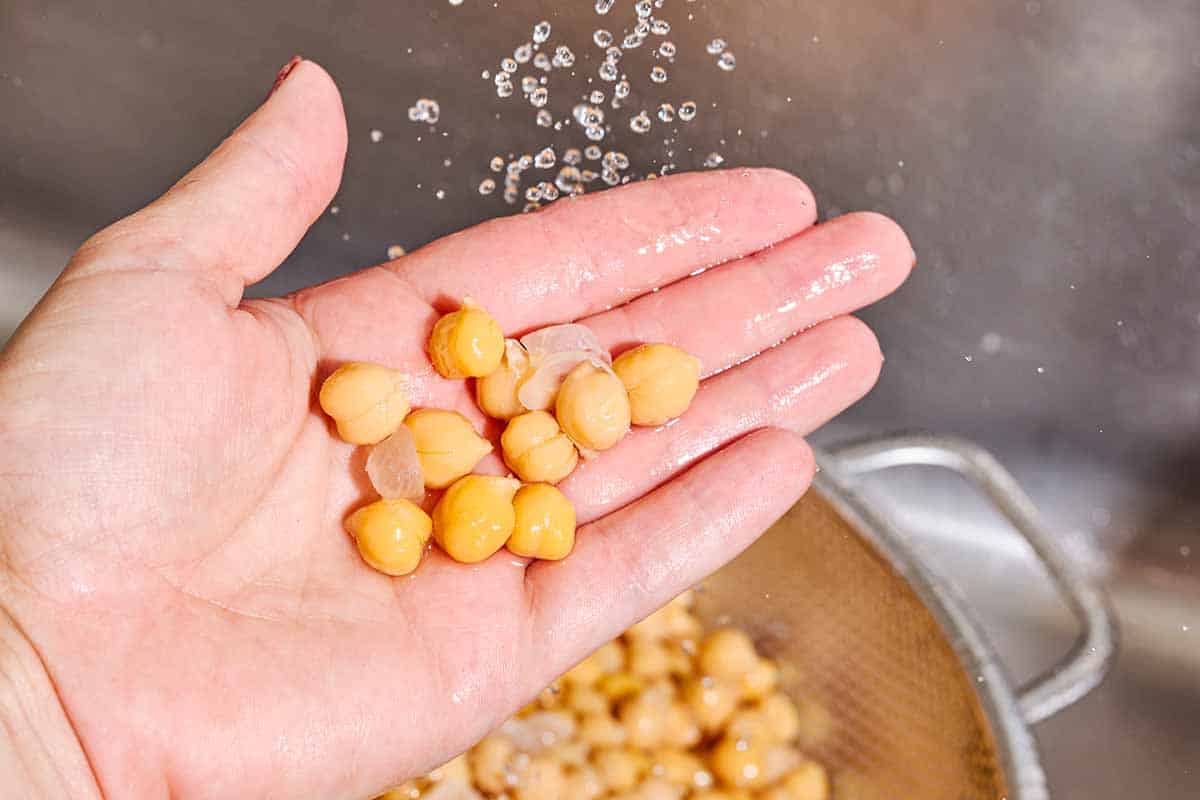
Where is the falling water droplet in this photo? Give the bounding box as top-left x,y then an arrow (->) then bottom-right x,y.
717,52 -> 737,71
707,38 -> 727,55
650,66 -> 668,83
630,111 -> 652,133
678,101 -> 697,121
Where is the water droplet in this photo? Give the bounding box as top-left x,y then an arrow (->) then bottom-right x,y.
494,72 -> 512,87
533,52 -> 552,71
521,75 -> 539,94
525,185 -> 543,202
584,125 -> 606,141
678,100 -> 697,121
657,103 -> 675,122
369,128 -> 383,143
435,189 -> 446,200
634,20 -> 651,37
585,145 -> 602,160
603,151 -> 630,170
514,43 -> 533,63
406,98 -> 440,124
658,41 -> 676,58
614,80 -> 631,99
535,147 -> 557,169
717,52 -> 737,71
595,0 -> 615,14
488,156 -> 504,173
530,87 -> 549,107
518,154 -> 534,170
650,66 -> 668,83
552,45 -> 576,69
387,244 -> 406,258
556,166 -> 584,194
563,148 -> 583,166
590,89 -> 606,104
329,205 -> 340,215
605,46 -> 623,62
536,109 -> 553,127
581,169 -> 599,183
501,57 -> 518,73
599,61 -> 618,81
704,152 -> 725,168
601,168 -> 621,186
623,33 -> 645,49
496,83 -> 514,98
532,20 -> 552,44
481,69 -> 491,80
504,186 -> 520,205
630,111 -> 652,134
539,181 -> 560,201
523,202 -> 540,213
635,0 -> 653,18
651,19 -> 671,35
707,38 -> 727,55
593,29 -> 613,47
479,178 -> 496,195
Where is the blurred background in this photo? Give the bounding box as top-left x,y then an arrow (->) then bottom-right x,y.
2,1 -> 1197,796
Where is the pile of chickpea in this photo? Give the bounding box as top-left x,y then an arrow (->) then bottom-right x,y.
377,591 -> 829,800
319,301 -> 702,576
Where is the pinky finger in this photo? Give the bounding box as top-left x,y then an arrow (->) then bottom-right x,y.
522,427 -> 815,679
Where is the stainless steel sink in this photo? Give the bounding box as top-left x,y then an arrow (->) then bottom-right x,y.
2,0 -> 1198,796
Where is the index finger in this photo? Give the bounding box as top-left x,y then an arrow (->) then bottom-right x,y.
391,168 -> 817,331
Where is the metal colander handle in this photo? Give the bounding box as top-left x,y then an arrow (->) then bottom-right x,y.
827,434 -> 1117,725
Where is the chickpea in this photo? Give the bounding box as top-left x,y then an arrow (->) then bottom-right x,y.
691,792 -> 752,800
599,671 -> 645,702
374,783 -> 420,800
546,739 -> 590,768
426,752 -> 471,784
710,735 -> 769,790
563,765 -> 606,800
432,475 -> 521,563
636,777 -> 686,800
666,606 -> 704,641
762,744 -> 803,784
578,711 -> 627,748
619,694 -> 667,748
319,362 -> 410,445
681,676 -> 739,733
344,499 -> 432,576
566,684 -> 609,716
501,411 -> 579,484
660,701 -> 702,749
760,762 -> 829,800
563,641 -> 625,686
612,343 -> 701,426
626,605 -> 673,640
476,340 -> 529,420
512,755 -> 566,800
427,300 -> 505,379
627,638 -> 672,680
759,693 -> 802,743
592,747 -> 648,793
469,735 -> 515,794
555,361 -> 631,452
740,657 -> 779,701
506,483 -> 576,560
698,628 -> 760,680
725,708 -> 771,744
651,749 -> 709,788
403,409 -> 493,489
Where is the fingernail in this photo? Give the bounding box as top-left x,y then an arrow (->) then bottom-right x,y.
267,55 -> 303,100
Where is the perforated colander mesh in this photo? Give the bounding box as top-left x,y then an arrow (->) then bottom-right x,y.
696,491 -> 1009,800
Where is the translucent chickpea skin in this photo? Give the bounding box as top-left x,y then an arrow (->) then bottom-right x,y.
318,361 -> 410,445
501,410 -> 579,484
432,475 -> 521,563
612,343 -> 702,427
344,499 -> 432,576
428,300 -> 506,378
404,408 -> 493,489
507,483 -> 577,560
555,361 -> 632,452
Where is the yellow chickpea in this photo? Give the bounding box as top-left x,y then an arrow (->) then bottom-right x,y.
555,361 -> 631,452
691,792 -> 752,800
426,752 -> 471,784
512,755 -> 566,800
469,735 -> 515,794
432,475 -> 520,563
651,750 -> 711,789
698,628 -> 760,680
710,735 -> 769,790
626,605 -> 673,640
612,343 -> 701,426
506,483 -> 577,560
579,711 -> 627,748
501,411 -> 579,484
637,777 -> 686,800
563,765 -> 607,800
564,641 -> 625,686
476,340 -> 529,420
759,693 -> 802,743
618,694 -> 667,749
681,676 -> 740,733
427,300 -> 505,378
761,762 -> 830,800
374,783 -> 420,800
566,684 -> 609,716
725,708 -> 771,744
546,739 -> 590,768
660,701 -> 702,749
592,747 -> 648,793
599,671 -> 645,702
319,362 -> 411,445
344,499 -> 432,576
403,409 -> 493,489
740,657 -> 779,701
627,638 -> 672,680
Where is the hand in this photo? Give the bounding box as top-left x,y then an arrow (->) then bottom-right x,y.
0,60 -> 913,799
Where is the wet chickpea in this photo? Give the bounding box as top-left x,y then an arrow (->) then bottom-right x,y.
403,409 -> 493,489
759,693 -> 802,743
428,300 -> 505,378
691,791 -> 752,800
740,657 -> 779,701
626,606 -> 674,640
512,755 -> 565,800
710,735 -> 769,790
564,640 -> 625,686
432,475 -> 521,563
501,411 -> 579,484
681,676 -> 740,733
636,777 -> 686,800
725,708 -> 771,744
651,749 -> 710,789
579,711 -> 627,748
660,701 -> 702,749
612,343 -> 701,427
344,499 -> 432,576
698,628 -> 760,680
545,739 -> 589,768
760,762 -> 830,800
555,361 -> 632,451
427,753 -> 472,784
599,671 -> 645,702
627,638 -> 672,680
319,362 -> 410,445
469,735 -> 515,794
507,483 -> 576,560
619,694 -> 667,749
566,683 -> 609,716
563,765 -> 606,800
592,747 -> 648,793
475,340 -> 529,420
762,744 -> 803,785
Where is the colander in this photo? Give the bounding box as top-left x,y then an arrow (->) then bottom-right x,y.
693,434 -> 1116,800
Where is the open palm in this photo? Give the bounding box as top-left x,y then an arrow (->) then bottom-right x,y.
0,62 -> 912,800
